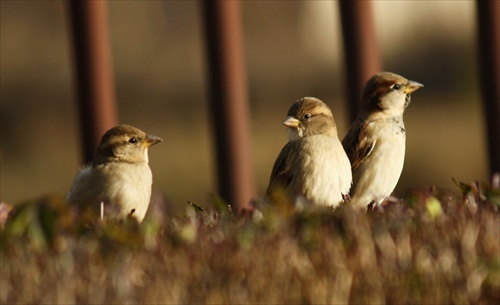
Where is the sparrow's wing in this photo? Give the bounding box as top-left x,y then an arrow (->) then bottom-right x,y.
266,142 -> 296,196
342,120 -> 375,174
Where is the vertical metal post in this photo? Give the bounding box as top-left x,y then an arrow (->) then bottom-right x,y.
68,0 -> 118,163
339,0 -> 382,121
201,1 -> 254,211
476,0 -> 500,174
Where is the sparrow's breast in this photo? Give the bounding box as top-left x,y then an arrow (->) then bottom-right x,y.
352,118 -> 406,204
100,162 -> 153,221
297,135 -> 352,206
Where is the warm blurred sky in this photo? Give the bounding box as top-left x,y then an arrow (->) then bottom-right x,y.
0,1 -> 488,214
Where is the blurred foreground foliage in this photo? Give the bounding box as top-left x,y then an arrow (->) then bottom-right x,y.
1,178 -> 499,304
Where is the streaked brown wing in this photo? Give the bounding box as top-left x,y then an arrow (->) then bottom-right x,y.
266,142 -> 296,196
342,120 -> 375,174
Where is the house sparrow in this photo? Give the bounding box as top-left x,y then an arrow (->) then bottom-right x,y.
342,72 -> 423,207
67,124 -> 162,222
266,97 -> 352,207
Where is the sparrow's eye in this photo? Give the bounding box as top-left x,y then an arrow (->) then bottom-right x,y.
128,137 -> 138,144
304,113 -> 312,120
392,84 -> 401,90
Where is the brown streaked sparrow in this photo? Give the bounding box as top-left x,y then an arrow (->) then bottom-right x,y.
67,124 -> 162,222
342,72 -> 423,207
266,97 -> 352,207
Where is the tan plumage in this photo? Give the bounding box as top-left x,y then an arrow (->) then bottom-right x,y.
342,72 -> 423,207
67,124 -> 162,222
266,97 -> 352,207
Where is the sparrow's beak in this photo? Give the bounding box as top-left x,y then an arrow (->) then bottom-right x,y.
143,134 -> 163,147
404,81 -> 424,94
282,116 -> 300,128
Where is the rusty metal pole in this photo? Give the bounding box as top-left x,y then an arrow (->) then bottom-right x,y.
476,0 -> 500,174
201,1 -> 254,211
68,0 -> 118,164
339,0 -> 382,121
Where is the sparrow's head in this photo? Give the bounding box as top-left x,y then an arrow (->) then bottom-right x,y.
283,97 -> 338,141
92,124 -> 162,166
361,72 -> 423,116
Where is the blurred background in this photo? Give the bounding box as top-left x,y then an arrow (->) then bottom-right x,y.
0,1 -> 488,215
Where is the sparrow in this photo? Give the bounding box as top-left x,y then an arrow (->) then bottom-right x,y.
342,72 -> 423,207
266,97 -> 352,207
67,124 -> 162,222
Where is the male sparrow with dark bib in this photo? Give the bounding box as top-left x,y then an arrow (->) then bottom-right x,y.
342,72 -> 423,207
